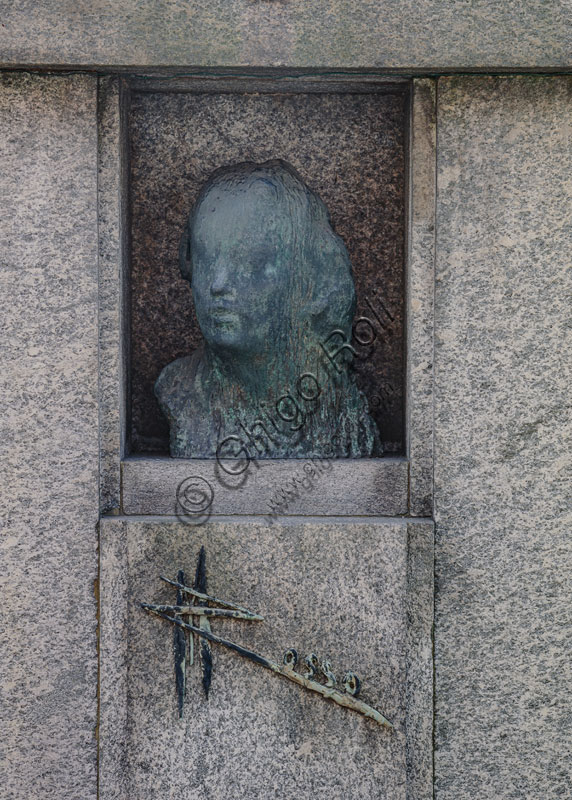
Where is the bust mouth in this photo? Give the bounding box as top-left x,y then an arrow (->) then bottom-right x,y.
211,306 -> 239,315
210,307 -> 241,325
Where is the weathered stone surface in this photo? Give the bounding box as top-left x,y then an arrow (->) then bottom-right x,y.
129,87 -> 406,454
434,76 -> 572,800
99,517 -> 129,800
0,74 -> 99,799
100,517 -> 433,799
0,1 -> 570,70
407,79 -> 435,516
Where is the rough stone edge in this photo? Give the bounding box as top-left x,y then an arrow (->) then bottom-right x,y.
406,79 -> 436,516
129,73 -> 409,94
98,75 -> 129,513
99,518 -> 129,800
406,520 -> 435,800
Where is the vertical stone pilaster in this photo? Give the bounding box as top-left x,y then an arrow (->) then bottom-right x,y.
0,73 -> 99,800
434,75 -> 572,800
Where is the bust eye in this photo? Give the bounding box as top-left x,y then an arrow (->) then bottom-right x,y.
250,249 -> 276,272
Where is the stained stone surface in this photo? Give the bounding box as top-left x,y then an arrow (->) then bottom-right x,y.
99,517 -> 433,800
434,76 -> 572,800
0,0 -> 570,70
406,79 -> 435,516
0,74 -> 99,799
129,89 -> 406,454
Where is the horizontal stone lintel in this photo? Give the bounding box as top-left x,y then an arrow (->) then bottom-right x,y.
1,3 -> 570,71
121,456 -> 409,517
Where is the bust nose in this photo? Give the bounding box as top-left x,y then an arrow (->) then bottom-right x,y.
210,262 -> 232,296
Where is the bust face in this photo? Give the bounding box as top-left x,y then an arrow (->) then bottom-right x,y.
190,181 -> 292,358
157,161 -> 379,458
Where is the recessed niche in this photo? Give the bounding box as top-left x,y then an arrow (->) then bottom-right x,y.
128,81 -> 407,455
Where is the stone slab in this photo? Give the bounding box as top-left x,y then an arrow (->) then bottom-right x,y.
0,74 -> 99,799
434,76 -> 572,800
0,1 -> 570,70
406,79 -> 435,516
128,84 -> 406,454
121,456 -> 409,517
98,75 -> 129,513
99,517 -> 433,800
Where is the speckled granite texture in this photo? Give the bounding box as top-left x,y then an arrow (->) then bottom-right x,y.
0,74 -> 99,799
129,88 -> 406,453
100,517 -> 433,800
434,76 -> 572,800
0,1 -> 570,69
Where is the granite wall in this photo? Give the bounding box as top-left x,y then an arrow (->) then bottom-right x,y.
99,518 -> 434,800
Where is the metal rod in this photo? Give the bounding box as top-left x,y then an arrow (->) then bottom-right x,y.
143,607 -> 393,729
142,603 -> 263,621
159,576 -> 263,619
193,546 -> 212,698
173,570 -> 187,718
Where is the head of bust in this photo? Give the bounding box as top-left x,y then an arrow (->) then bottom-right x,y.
156,159 -> 380,458
179,159 -> 356,364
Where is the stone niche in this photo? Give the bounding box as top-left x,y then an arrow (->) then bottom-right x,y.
127,78 -> 407,455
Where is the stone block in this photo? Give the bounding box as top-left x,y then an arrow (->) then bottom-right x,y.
98,75 -> 129,513
120,456 -> 409,517
100,517 -> 433,799
407,78 -> 436,516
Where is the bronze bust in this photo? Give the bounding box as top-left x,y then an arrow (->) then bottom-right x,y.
155,159 -> 380,459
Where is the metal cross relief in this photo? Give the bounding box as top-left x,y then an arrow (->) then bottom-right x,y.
141,546 -> 393,729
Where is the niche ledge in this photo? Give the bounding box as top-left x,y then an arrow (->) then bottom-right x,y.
121,456 -> 409,517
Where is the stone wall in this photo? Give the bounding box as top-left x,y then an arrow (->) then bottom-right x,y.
0,17 -> 571,800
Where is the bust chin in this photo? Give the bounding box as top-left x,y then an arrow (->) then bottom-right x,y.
155,159 -> 381,459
